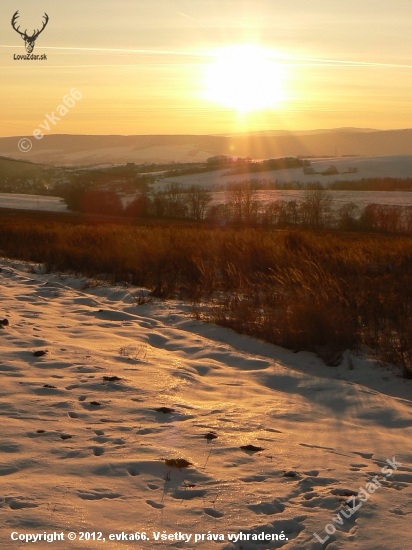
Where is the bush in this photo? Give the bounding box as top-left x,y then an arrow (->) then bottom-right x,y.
80,189 -> 124,216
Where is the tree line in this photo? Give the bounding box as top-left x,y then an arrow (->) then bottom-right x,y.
63,182 -> 412,234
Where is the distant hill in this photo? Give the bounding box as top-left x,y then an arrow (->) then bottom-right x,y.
220,127 -> 378,137
0,156 -> 46,177
1,129 -> 412,166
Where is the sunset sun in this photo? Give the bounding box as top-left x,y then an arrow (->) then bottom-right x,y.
203,44 -> 285,112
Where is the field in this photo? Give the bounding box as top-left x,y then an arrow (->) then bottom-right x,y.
208,190 -> 412,210
163,155 -> 412,188
0,194 -> 68,212
2,188 -> 412,220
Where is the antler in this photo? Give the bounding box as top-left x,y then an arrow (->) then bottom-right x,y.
11,11 -> 25,37
32,13 -> 49,40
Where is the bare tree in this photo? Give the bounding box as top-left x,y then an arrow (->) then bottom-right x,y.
300,189 -> 332,228
187,186 -> 212,221
225,181 -> 259,223
404,207 -> 412,234
376,205 -> 402,233
337,202 -> 359,230
360,204 -> 403,233
163,182 -> 187,218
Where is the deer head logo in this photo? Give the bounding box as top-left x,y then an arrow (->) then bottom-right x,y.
12,11 -> 49,54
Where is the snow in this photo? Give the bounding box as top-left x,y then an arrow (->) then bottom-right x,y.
2,155 -> 412,216
208,190 -> 412,210
163,155 -> 412,188
1,190 -> 412,220
1,258 -> 411,548
0,194 -> 68,212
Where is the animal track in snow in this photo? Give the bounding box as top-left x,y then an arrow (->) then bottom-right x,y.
204,508 -> 224,518
248,499 -> 285,515
77,489 -> 122,500
5,496 -> 39,509
146,500 -> 165,509
92,447 -> 105,456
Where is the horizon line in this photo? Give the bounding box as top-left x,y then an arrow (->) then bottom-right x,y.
3,127 -> 412,139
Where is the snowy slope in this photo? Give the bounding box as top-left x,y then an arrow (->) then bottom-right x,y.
0,259 -> 411,550
162,155 -> 412,188
0,194 -> 68,212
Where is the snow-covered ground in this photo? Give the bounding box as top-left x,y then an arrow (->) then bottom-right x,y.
1,258 -> 411,549
208,190 -> 412,210
0,194 -> 68,212
162,155 -> 412,188
1,190 -> 412,218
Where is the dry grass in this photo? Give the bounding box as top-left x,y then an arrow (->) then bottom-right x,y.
0,212 -> 411,375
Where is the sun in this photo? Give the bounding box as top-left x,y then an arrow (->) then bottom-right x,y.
203,44 -> 285,113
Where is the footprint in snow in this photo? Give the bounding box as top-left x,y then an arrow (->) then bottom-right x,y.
0,442 -> 21,453
92,447 -> 105,457
81,402 -> 103,411
240,445 -> 265,453
248,500 -> 285,515
331,488 -> 358,497
155,406 -> 175,414
240,475 -> 267,482
0,466 -> 19,476
137,427 -> 162,435
33,350 -> 48,357
77,489 -> 122,500
283,470 -> 302,479
352,451 -> 374,459
103,376 -> 122,382
204,508 -> 224,518
389,508 -> 411,515
5,497 -> 38,510
172,488 -> 206,499
146,500 -> 165,509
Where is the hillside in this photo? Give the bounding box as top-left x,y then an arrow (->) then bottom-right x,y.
0,157 -> 46,178
2,129 -> 412,166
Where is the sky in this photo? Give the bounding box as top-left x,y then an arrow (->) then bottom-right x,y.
1,0 -> 412,136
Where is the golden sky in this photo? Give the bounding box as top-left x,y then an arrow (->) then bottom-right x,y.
1,0 -> 412,136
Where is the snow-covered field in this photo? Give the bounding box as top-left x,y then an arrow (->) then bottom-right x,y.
1,190 -> 412,218
0,194 -> 68,212
208,190 -> 412,210
1,258 -> 411,549
163,155 -> 412,188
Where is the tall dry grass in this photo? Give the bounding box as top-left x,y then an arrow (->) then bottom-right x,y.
0,214 -> 411,375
